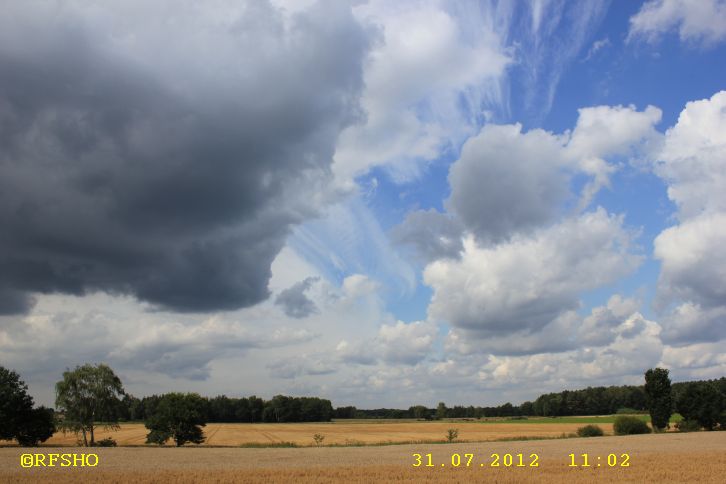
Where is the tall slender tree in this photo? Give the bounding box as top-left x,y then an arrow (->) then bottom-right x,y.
644,367 -> 672,430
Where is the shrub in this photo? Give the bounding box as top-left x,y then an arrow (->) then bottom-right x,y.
613,416 -> 651,435
576,424 -> 604,437
446,428 -> 458,443
313,433 -> 325,446
675,420 -> 701,432
616,407 -> 643,414
94,437 -> 117,447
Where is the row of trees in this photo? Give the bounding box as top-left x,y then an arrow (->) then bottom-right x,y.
339,386 -> 648,420
3,363 -> 725,447
115,393 -> 333,423
335,403 -> 532,420
58,365 -> 334,446
335,374 -> 726,426
1,364 -> 334,447
530,385 -> 647,417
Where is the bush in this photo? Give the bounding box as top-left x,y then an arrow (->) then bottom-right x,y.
675,420 -> 701,432
616,407 -> 644,414
446,428 -> 458,443
576,424 -> 604,437
93,437 -> 117,447
613,416 -> 651,435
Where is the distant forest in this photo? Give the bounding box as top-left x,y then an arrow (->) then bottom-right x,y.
112,377 -> 726,423
115,394 -> 334,423
337,378 -> 726,420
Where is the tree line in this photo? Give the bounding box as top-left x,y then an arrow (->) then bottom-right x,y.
115,393 -> 333,423
334,385 -> 649,420
1,363 -> 332,447
1,363 -> 724,447
338,376 -> 726,424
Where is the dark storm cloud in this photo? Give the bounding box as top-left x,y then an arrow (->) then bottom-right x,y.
275,277 -> 320,319
0,1 -> 371,314
446,124 -> 568,244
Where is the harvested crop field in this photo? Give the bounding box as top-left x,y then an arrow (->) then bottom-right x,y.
1,432 -> 724,483
41,420 -> 617,446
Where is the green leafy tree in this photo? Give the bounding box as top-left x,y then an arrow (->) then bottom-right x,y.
0,366 -> 34,442
409,405 -> 428,419
55,363 -> 125,446
15,407 -> 56,446
248,395 -> 265,422
676,382 -> 722,431
0,366 -> 56,446
644,368 -> 672,430
519,401 -> 534,416
145,393 -> 207,446
436,402 -> 448,420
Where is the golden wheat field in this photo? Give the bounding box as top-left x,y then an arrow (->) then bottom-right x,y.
1,432 -> 725,483
41,420 -> 615,446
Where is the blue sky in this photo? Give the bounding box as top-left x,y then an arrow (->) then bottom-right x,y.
1,0 -> 726,408
294,0 -> 726,324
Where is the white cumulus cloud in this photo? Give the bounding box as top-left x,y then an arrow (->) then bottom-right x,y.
653,91 -> 726,345
425,208 -> 641,344
628,0 -> 726,46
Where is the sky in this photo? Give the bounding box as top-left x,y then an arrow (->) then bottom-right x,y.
1,0 -> 725,409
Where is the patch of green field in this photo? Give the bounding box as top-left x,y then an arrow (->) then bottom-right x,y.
476,416 -> 625,424
334,414 -> 684,425
477,414 -> 683,424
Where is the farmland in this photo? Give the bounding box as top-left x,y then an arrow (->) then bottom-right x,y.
40,418 -> 620,447
2,431 -> 724,483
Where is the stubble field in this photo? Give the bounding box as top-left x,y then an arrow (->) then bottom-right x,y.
1,432 -> 724,483
41,419 -> 618,446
